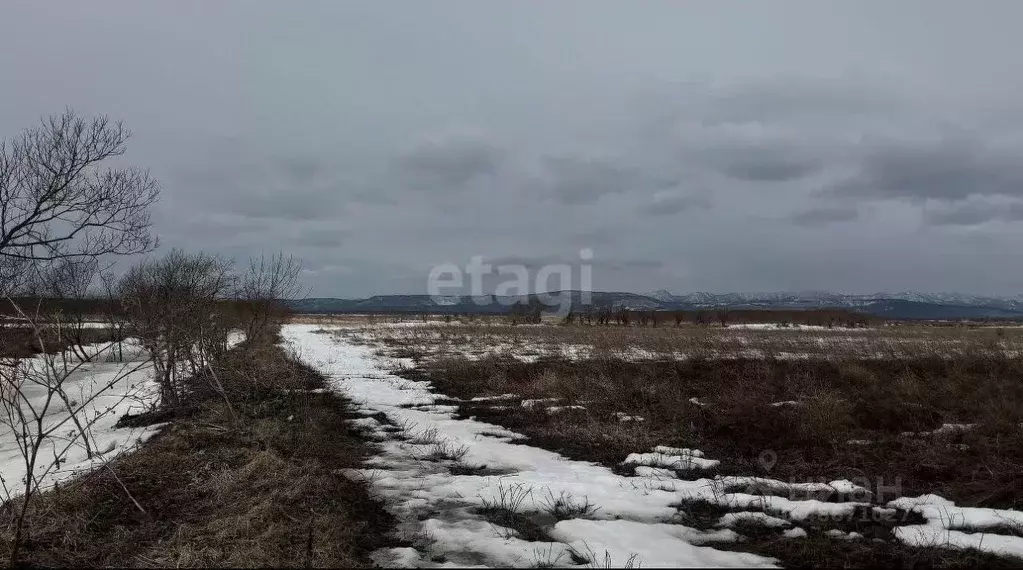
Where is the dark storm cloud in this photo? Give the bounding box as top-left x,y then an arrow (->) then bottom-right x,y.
788,205 -> 861,226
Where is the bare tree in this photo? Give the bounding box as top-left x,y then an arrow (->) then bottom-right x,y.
0,110 -> 159,278
98,270 -> 129,361
32,259 -> 101,362
615,307 -> 631,326
674,311 -> 685,327
0,110 -> 160,564
238,252 -> 302,344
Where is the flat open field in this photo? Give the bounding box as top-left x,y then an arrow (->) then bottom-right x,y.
284,314 -> 1023,567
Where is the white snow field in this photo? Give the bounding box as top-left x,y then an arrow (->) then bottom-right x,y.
0,332 -> 246,501
282,324 -> 1023,567
0,339 -> 161,500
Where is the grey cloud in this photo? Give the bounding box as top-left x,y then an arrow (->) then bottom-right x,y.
394,133 -> 502,189
482,254 -> 568,270
788,205 -> 860,226
569,229 -> 617,246
830,138 -> 1023,202
668,118 -> 828,184
170,149 -> 353,221
232,192 -> 344,221
639,191 -> 711,216
716,152 -> 818,182
539,157 -> 640,205
278,156 -> 323,185
9,2 -> 1023,296
482,253 -> 662,272
700,78 -> 906,123
291,227 -> 352,247
596,259 -> 664,271
924,201 -> 1023,226
169,213 -> 267,238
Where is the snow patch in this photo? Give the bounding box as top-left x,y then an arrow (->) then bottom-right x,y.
717,512 -> 791,529
782,527 -> 808,539
624,451 -> 720,471
548,519 -> 776,568
283,324 -> 778,568
889,494 -> 1023,557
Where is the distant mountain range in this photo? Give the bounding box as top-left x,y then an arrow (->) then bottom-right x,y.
286,290 -> 1023,320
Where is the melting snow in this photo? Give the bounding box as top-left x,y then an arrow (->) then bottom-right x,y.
546,405 -> 586,414
623,451 -> 721,471
889,495 -> 1023,557
282,324 -> 1023,566
283,324 -> 777,568
717,512 -> 792,528
0,342 -> 159,499
520,398 -> 559,409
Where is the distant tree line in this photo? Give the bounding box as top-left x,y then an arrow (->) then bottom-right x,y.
561,306 -> 878,328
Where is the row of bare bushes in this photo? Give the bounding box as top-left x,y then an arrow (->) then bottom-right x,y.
0,110 -> 307,564
563,306 -> 878,328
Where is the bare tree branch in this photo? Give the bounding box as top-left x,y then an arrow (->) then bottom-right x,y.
0,110 -> 159,295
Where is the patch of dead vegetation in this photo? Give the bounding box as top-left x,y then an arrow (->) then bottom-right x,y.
415,344 -> 1023,510
0,338 -> 397,567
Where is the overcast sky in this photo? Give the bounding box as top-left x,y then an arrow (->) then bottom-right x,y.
5,1 -> 1023,297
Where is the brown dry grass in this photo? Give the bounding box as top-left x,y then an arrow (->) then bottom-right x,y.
309,317 -> 1023,566
359,319 -> 1023,510
0,337 -> 396,567
332,315 -> 1023,363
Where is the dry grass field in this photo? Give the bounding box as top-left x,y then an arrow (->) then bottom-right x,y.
307,313 -> 1023,566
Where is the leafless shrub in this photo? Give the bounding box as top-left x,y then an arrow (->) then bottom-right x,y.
0,308 -> 149,564
119,249 -> 236,409
26,259 -> 101,362
238,252 -> 303,345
